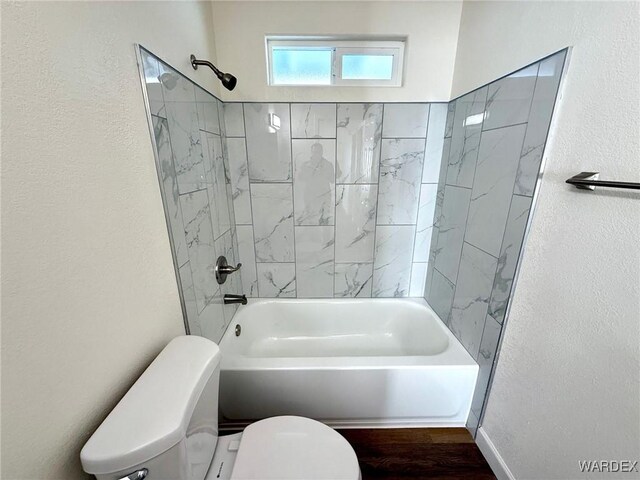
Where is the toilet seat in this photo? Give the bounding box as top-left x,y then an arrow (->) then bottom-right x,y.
230,416 -> 360,480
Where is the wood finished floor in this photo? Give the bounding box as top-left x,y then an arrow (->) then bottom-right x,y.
337,428 -> 496,480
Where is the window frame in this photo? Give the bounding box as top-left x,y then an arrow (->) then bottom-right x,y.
266,38 -> 405,87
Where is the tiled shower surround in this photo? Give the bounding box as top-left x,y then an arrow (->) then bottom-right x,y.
140,49 -> 243,343
425,50 -> 567,433
223,102 -> 446,299
139,46 -> 566,435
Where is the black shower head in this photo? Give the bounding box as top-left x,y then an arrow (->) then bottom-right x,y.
220,72 -> 237,91
190,54 -> 237,91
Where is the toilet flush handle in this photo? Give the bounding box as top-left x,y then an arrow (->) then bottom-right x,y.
118,469 -> 148,480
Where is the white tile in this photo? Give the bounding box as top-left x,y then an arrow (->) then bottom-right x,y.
217,99 -> 226,137
151,116 -> 188,267
160,63 -> 206,194
223,103 -> 245,137
433,185 -> 471,284
335,184 -> 377,263
444,101 -> 455,138
291,103 -> 336,138
199,290 -> 226,343
412,184 -> 438,262
141,50 -> 165,118
257,263 -> 296,298
372,225 -> 415,297
336,103 -> 383,184
158,61 -> 195,102
450,243 -> 498,358
250,184 -> 295,262
292,139 -> 336,225
377,139 -> 425,225
295,226 -> 334,297
488,195 -> 532,323
226,138 -> 252,225
515,51 -> 566,196
467,409 -> 479,438
484,64 -> 538,130
471,314 -> 502,418
178,262 -> 201,335
334,263 -> 374,298
179,190 -> 217,312
423,103 -> 447,183
215,229 -> 241,323
446,87 -> 488,189
236,225 -> 258,297
409,263 -> 427,297
244,103 -> 292,181
202,133 -> 231,239
382,104 -> 429,138
195,85 -> 220,134
426,268 -> 455,324
429,137 -> 452,263
466,124 -> 527,257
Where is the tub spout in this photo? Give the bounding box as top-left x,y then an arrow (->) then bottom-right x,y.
224,294 -> 247,305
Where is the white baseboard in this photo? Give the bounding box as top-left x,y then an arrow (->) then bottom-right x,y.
221,419 -> 466,431
476,427 -> 516,480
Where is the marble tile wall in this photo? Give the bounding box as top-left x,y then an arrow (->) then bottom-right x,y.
223,102 -> 447,299
424,50 -> 567,434
140,49 -> 243,344
141,46 -> 565,438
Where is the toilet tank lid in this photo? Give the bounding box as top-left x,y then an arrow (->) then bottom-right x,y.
80,336 -> 221,475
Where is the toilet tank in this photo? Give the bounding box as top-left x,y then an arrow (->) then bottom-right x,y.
81,336 -> 221,480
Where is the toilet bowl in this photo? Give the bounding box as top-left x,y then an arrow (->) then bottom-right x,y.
80,336 -> 360,480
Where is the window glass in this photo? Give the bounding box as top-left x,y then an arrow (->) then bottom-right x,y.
341,54 -> 394,80
271,48 -> 332,85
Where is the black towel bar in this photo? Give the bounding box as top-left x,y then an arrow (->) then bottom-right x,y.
566,172 -> 640,191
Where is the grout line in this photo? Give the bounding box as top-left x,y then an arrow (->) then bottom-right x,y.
462,240 -> 499,261
375,222 -> 419,227
256,261 -> 296,264
380,136 -> 428,140
481,121 -> 529,133
411,104 -> 431,272
242,104 -> 261,298
333,132 -> 338,297
370,104 -> 388,298
443,183 -> 472,191
513,192 -> 533,199
288,103 -> 298,298
335,182 -> 379,186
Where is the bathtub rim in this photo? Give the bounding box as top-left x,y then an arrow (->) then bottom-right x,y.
219,298 -> 477,370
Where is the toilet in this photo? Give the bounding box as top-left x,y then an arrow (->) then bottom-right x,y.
80,336 -> 360,480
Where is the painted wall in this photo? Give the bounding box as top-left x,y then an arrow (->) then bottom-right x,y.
1,2 -> 219,479
452,2 -> 640,478
224,102 -> 446,298
210,1 -> 462,102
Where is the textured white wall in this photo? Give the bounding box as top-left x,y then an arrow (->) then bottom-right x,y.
210,1 -> 462,102
1,2 -> 219,478
452,2 -> 640,478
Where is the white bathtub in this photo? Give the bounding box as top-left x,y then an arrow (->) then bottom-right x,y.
218,298 -> 478,428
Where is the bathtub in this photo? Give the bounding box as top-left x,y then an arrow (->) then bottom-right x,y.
218,298 -> 478,428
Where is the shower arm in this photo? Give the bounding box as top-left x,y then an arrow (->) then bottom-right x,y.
190,55 -> 222,76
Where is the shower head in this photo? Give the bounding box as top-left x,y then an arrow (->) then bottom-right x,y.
190,54 -> 237,91
219,72 -> 238,91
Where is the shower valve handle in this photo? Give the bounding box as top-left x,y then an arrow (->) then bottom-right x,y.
215,256 -> 242,284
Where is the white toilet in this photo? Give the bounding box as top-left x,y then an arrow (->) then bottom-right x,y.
81,336 -> 360,480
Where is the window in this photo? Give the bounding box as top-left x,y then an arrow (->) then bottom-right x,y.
266,37 -> 405,87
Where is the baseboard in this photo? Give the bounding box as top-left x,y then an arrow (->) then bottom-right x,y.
476,427 -> 516,480
220,419 -> 467,431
